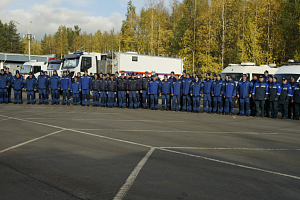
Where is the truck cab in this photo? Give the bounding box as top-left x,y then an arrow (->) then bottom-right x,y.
62,52 -> 100,77
20,60 -> 48,79
47,59 -> 63,77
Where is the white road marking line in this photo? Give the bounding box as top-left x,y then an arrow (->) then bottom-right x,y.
75,129 -> 196,133
20,118 -> 184,123
23,118 -> 105,120
113,147 -> 156,200
159,147 -> 300,151
0,130 -> 64,154
158,148 -> 300,180
0,118 -> 9,122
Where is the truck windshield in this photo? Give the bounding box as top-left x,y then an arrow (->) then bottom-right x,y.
63,58 -> 79,69
47,63 -> 61,70
274,74 -> 300,84
20,65 -> 32,74
221,73 -> 243,82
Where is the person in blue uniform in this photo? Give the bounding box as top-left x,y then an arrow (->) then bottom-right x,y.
252,75 -> 268,117
264,75 -> 273,117
76,72 -> 82,105
80,70 -> 92,106
49,70 -> 61,105
127,73 -> 139,109
160,75 -> 171,111
223,75 -> 236,115
148,75 -> 160,110
91,73 -> 100,107
268,76 -> 281,118
99,74 -> 107,107
140,71 -> 151,109
211,74 -> 224,114
71,76 -> 81,105
171,74 -> 181,111
106,74 -> 117,108
37,71 -> 48,104
0,69 -> 9,103
236,74 -> 251,116
292,81 -> 300,120
61,71 -> 71,105
288,76 -> 296,119
191,72 -> 197,82
44,71 -> 50,104
24,72 -> 37,104
202,73 -> 213,113
250,75 -> 258,116
263,70 -> 269,82
5,68 -> 13,103
181,73 -> 192,112
279,77 -> 293,119
117,73 -> 127,108
190,76 -> 202,113
11,70 -> 23,104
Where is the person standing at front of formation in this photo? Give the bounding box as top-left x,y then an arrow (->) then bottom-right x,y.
181,73 -> 192,112
117,73 -> 127,108
81,70 -> 92,106
11,70 -> 23,104
268,77 -> 281,119
24,72 -> 37,104
148,75 -> 160,110
202,73 -> 213,113
252,75 -> 268,117
91,73 -> 100,107
171,74 -> 182,111
5,68 -> 13,103
236,74 -> 251,116
61,71 -> 71,105
140,71 -> 151,109
223,75 -> 236,115
279,78 -> 293,119
106,75 -> 117,108
211,74 -> 224,114
292,81 -> 300,120
159,75 -> 172,111
99,74 -> 108,107
127,73 -> 139,109
190,76 -> 202,113
44,71 -> 50,104
0,69 -> 9,103
49,70 -> 61,105
71,76 -> 81,105
37,71 -> 48,104
250,75 -> 258,116
264,75 -> 273,117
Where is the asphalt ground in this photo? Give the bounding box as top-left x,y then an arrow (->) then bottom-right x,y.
0,97 -> 300,199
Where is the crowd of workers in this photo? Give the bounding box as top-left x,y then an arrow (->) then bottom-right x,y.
0,67 -> 299,120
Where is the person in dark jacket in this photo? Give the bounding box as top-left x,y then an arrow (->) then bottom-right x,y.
99,74 -> 108,107
268,77 -> 281,118
24,72 -> 37,104
127,73 -> 139,109
37,71 -> 48,104
49,70 -> 61,105
76,72 -> 82,105
252,75 -> 269,117
141,71 -> 151,109
292,81 -> 300,120
181,73 -> 192,112
288,76 -> 296,119
106,75 -> 117,108
0,69 -> 9,103
11,70 -> 23,104
190,76 -> 202,113
44,71 -> 50,104
171,75 -> 181,111
91,73 -> 100,106
159,75 -> 171,111
211,74 -> 224,114
117,73 -> 127,108
71,76 -> 81,105
61,71 -> 71,105
279,78 -> 293,119
5,68 -> 13,103
250,75 -> 258,116
202,73 -> 213,113
264,75 -> 273,117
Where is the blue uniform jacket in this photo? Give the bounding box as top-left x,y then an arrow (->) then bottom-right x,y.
25,77 -> 36,91
224,80 -> 236,98
4,72 -> 13,86
171,80 -> 181,96
0,74 -> 8,89
71,81 -> 81,94
50,74 -> 61,90
190,81 -> 202,97
268,82 -> 281,101
61,75 -> 71,90
211,80 -> 224,96
252,81 -> 268,100
236,80 -> 251,98
38,75 -> 48,89
81,75 -> 91,90
159,80 -> 171,95
202,79 -> 213,95
12,76 -> 23,90
293,84 -> 300,103
148,80 -> 160,94
279,84 -> 293,104
181,78 -> 192,95
117,78 -> 128,91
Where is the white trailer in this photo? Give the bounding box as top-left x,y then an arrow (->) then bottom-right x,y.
274,60 -> 300,84
101,52 -> 183,78
221,62 -> 279,82
20,60 -> 48,79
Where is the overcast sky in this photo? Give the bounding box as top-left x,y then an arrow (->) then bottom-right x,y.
0,0 -> 148,40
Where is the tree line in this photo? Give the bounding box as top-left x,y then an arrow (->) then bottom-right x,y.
2,0 -> 300,75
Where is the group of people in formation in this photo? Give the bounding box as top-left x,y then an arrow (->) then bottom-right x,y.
0,67 -> 299,120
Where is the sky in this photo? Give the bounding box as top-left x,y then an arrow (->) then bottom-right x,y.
0,0 -> 149,40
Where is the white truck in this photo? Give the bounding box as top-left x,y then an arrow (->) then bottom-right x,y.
20,60 -> 48,79
62,51 -> 183,78
47,59 -> 63,77
274,60 -> 300,84
221,62 -> 279,82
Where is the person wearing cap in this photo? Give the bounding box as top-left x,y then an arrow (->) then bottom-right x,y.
0,69 -> 9,103
125,73 -> 130,107
263,70 -> 269,82
212,73 -> 217,82
202,73 -> 213,113
91,73 -> 100,107
37,71 -> 48,104
135,73 -> 142,107
252,75 -> 269,117
24,72 -> 37,104
169,71 -> 175,83
159,75 -> 172,111
190,75 -> 202,113
71,76 -> 81,105
80,70 -> 92,106
49,70 -> 61,105
288,76 -> 296,119
264,75 -> 274,117
5,68 -> 13,103
11,70 -> 24,104
191,72 -> 197,82
181,73 -> 192,112
148,74 -> 160,110
236,74 -> 251,116
211,74 -> 224,114
250,75 -> 258,116
180,70 -> 187,80
31,72 -> 38,104
66,70 -> 72,79
292,81 -> 300,120
171,74 -> 182,111
61,71 -> 71,105
268,76 -> 281,118
106,75 -> 117,108
223,75 -> 236,115
279,78 -> 293,119
76,72 -> 82,104
128,73 -> 139,109
44,71 -> 50,104
99,74 -> 108,107
113,72 -> 120,107
117,73 -> 128,108
140,71 -> 151,109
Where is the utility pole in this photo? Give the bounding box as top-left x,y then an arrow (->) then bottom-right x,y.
13,20 -> 32,60
184,46 -> 195,72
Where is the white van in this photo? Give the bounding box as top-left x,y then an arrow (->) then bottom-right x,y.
274,61 -> 300,84
221,63 -> 279,82
20,60 -> 48,79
